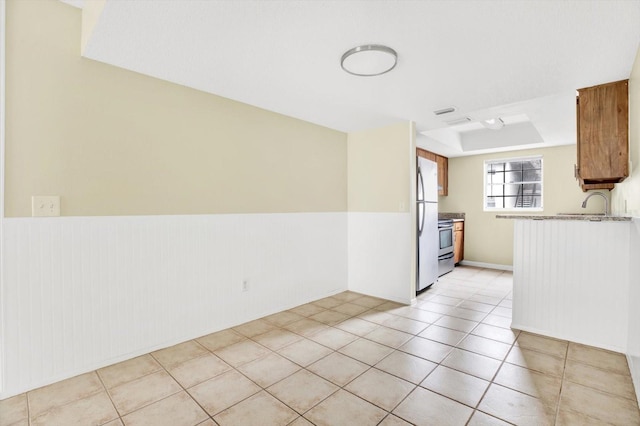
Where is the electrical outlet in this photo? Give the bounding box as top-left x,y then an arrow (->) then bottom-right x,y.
32,196 -> 60,217
399,201 -> 405,211
242,280 -> 249,292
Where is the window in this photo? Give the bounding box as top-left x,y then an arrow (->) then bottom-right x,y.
484,156 -> 543,211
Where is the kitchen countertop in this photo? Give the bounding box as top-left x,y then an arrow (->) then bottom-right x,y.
496,214 -> 631,222
439,212 -> 465,220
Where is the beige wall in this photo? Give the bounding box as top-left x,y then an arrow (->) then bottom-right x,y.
5,0 -> 347,217
439,145 -> 605,266
80,0 -> 106,53
612,46 -> 640,217
347,122 -> 414,212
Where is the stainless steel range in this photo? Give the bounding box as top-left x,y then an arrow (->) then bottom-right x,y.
437,219 -> 455,276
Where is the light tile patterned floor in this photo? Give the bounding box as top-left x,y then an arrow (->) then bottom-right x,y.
1,266 -> 639,425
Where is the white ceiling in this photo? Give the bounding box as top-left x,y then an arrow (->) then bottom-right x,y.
63,0 -> 640,157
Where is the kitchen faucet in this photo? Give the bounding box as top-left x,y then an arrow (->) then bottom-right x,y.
581,191 -> 609,216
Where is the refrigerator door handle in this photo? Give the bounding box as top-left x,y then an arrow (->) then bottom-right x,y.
417,167 -> 426,236
418,167 -> 425,203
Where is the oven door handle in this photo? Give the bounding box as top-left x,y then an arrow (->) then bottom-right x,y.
438,252 -> 454,261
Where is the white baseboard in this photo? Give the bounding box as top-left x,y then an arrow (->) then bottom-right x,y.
459,260 -> 513,271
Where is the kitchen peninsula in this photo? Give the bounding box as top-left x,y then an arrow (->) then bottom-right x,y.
497,214 -> 631,353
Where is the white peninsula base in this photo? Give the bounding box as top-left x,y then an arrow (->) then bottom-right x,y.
511,218 -> 631,352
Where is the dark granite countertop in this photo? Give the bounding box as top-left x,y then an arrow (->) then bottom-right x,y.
439,212 -> 465,220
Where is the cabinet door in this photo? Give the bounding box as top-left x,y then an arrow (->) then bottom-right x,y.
417,148 -> 449,196
436,155 -> 448,196
453,221 -> 464,264
577,80 -> 628,183
417,148 -> 436,162
454,229 -> 464,264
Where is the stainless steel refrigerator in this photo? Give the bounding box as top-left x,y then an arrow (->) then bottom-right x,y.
416,157 -> 439,292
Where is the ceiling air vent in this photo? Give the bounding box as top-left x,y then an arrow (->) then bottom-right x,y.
433,106 -> 457,116
445,117 -> 471,126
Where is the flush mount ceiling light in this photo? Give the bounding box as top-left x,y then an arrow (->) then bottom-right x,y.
341,45 -> 397,77
481,117 -> 505,130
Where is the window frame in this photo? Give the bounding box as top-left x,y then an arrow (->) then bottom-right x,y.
483,155 -> 544,212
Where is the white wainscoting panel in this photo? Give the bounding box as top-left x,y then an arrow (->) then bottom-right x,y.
512,219 -> 630,352
627,218 -> 640,406
348,212 -> 413,304
1,212 -> 347,398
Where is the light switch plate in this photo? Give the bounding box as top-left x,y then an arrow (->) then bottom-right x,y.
32,196 -> 60,217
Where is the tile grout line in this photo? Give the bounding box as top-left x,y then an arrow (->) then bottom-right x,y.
298,273 -> 511,424
150,349 -> 217,424
199,305 -> 369,424
332,274 -> 505,424
224,303 -> 388,424
423,274 -> 518,425
242,302 -> 425,424
188,325 -> 351,423
465,275 -> 520,424
553,342 -> 571,426
94,369 -> 124,426
26,389 -> 31,426
25,372 -> 108,425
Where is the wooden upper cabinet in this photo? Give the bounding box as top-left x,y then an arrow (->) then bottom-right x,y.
436,155 -> 448,196
417,148 -> 436,162
417,148 -> 448,196
576,79 -> 629,191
